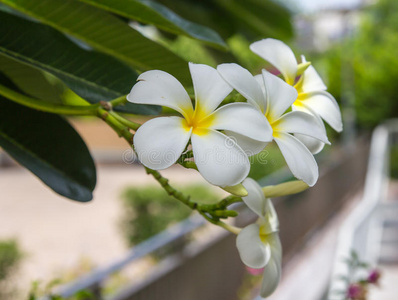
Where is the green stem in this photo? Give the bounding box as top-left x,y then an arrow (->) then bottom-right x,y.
0,83 -> 98,115
199,212 -> 241,235
97,108 -> 134,143
96,107 -> 242,235
109,95 -> 128,107
108,111 -> 141,131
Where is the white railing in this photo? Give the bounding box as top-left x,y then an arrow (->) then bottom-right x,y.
327,120 -> 398,299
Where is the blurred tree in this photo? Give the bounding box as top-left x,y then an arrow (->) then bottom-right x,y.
323,0 -> 398,129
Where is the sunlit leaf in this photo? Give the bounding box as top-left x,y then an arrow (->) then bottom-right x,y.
78,0 -> 227,49
0,0 -> 191,85
0,11 -> 160,115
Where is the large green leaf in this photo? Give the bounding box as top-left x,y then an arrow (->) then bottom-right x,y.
0,86 -> 96,202
78,0 -> 227,50
0,0 -> 191,85
155,0 -> 293,40
0,54 -> 65,104
0,11 -> 159,115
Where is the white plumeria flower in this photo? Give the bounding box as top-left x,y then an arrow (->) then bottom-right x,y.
250,38 -> 343,154
236,178 -> 282,298
218,63 -> 330,186
127,63 -> 272,187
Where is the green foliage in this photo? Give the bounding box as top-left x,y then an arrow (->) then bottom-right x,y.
0,240 -> 22,281
0,239 -> 22,300
0,95 -> 97,201
120,185 -> 218,246
322,0 -> 398,129
77,0 -> 226,50
1,0 -> 191,84
28,280 -> 94,300
154,0 -> 293,41
0,55 -> 65,104
248,143 -> 287,181
0,0 -> 293,202
0,11 -> 158,115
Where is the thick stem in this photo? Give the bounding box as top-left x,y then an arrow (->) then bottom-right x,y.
97,108 -> 134,144
109,95 -> 128,107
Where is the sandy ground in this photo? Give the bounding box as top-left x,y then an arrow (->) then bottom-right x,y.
0,164 -> 209,295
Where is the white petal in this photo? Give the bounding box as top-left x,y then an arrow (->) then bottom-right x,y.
254,74 -> 266,94
224,131 -> 268,156
242,178 -> 267,219
134,117 -> 191,170
274,111 -> 329,144
300,91 -> 343,132
301,65 -> 327,93
250,39 -> 298,85
259,199 -> 280,234
217,63 -> 266,113
292,105 -> 325,154
260,235 -> 282,298
189,63 -> 232,116
274,132 -> 318,186
294,134 -> 325,155
191,130 -> 250,187
127,70 -> 193,119
262,70 -> 298,122
236,224 -> 270,269
209,103 -> 272,142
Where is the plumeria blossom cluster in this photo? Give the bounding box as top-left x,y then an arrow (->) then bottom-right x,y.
127,38 -> 343,298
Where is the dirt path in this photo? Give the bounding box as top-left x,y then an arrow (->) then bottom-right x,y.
0,164 -> 208,296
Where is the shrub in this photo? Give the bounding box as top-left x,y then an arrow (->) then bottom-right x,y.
120,184 -> 218,247
0,239 -> 23,299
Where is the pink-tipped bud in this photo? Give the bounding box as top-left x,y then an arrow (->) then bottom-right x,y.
246,266 -> 264,276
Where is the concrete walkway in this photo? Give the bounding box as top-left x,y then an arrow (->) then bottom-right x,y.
367,180 -> 398,300
0,164 -> 209,296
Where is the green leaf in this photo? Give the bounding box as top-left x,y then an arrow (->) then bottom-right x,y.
155,0 -> 293,40
0,11 -> 159,115
0,85 -> 97,202
0,54 -> 65,104
0,0 -> 191,85
77,0 -> 227,50
214,0 -> 293,40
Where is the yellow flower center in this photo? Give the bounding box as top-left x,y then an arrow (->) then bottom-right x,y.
292,75 -> 307,108
182,101 -> 215,136
259,225 -> 272,244
265,111 -> 281,138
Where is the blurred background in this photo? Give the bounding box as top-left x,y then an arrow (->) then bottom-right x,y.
1,0 -> 398,299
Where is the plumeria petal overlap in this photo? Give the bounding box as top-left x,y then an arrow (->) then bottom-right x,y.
250,38 -> 343,154
218,63 -> 329,186
127,63 -> 272,187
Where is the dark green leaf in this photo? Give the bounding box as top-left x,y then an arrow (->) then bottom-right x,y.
155,0 -> 293,40
0,92 -> 96,202
0,0 -> 191,85
0,11 -> 159,115
78,0 -> 227,50
214,0 -> 293,40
